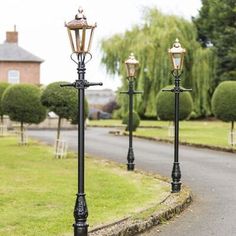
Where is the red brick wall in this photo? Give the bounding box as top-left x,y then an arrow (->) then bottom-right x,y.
6,31 -> 18,43
0,61 -> 40,85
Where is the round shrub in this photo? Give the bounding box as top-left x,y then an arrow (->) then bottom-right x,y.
156,85 -> 193,120
41,81 -> 88,122
0,82 -> 9,120
2,84 -> 46,124
70,98 -> 89,124
122,111 -> 140,131
211,81 -> 236,122
112,108 -> 123,119
41,81 -> 77,120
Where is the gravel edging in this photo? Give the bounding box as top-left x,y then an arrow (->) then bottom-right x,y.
89,187 -> 192,236
87,125 -> 164,129
109,130 -> 236,154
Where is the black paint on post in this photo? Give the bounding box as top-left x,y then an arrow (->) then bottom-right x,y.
162,70 -> 192,193
61,52 -> 102,236
120,80 -> 142,171
127,80 -> 135,171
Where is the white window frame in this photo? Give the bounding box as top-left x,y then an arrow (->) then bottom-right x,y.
8,70 -> 20,84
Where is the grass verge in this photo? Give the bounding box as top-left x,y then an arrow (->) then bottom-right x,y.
88,119 -> 235,150
134,121 -> 235,150
0,137 -> 170,236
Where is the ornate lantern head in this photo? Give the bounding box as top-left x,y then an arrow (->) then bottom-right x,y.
168,39 -> 186,71
125,53 -> 139,79
65,7 -> 97,54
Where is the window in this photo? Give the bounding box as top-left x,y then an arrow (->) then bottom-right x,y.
8,70 -> 20,84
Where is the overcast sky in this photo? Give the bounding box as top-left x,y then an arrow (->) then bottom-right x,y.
0,0 -> 202,90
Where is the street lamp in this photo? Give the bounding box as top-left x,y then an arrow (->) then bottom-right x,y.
62,8 -> 102,236
163,39 -> 191,193
121,53 -> 142,171
169,38 -> 185,72
125,53 -> 139,78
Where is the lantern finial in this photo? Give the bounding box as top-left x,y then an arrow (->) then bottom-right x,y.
173,38 -> 181,48
76,7 -> 87,21
129,52 -> 135,60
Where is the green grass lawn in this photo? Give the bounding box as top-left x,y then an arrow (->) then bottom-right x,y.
88,119 -> 235,149
134,120 -> 235,149
88,119 -> 125,127
88,119 -> 167,127
0,137 -> 169,236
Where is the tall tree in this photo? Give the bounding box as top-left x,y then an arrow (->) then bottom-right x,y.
41,82 -> 77,156
41,82 -> 89,156
156,85 -> 193,121
211,81 -> 236,146
2,84 -> 46,144
0,82 -> 9,125
101,8 -> 216,118
193,0 -> 236,85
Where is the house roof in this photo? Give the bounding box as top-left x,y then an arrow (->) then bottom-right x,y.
0,42 -> 43,63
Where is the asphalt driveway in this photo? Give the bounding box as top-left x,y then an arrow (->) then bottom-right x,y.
28,127 -> 236,236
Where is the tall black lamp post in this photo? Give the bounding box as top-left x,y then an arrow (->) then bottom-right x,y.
62,8 -> 102,236
163,39 -> 191,193
121,53 -> 142,171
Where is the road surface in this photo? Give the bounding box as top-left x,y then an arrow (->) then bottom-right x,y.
28,128 -> 236,236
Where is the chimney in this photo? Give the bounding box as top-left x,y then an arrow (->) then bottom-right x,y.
6,25 -> 18,43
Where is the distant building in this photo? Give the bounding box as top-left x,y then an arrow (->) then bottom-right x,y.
85,89 -> 115,108
0,27 -> 43,85
85,89 -> 116,120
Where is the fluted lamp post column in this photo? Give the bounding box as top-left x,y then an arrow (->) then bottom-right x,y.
163,39 -> 191,193
121,53 -> 142,171
61,8 -> 102,236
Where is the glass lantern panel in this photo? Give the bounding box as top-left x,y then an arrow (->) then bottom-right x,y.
127,64 -> 136,77
67,28 -> 74,52
173,53 -> 182,69
75,29 -> 81,52
72,28 -> 94,53
87,28 -> 95,52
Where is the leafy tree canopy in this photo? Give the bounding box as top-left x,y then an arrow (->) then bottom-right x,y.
0,82 -> 10,117
193,0 -> 236,84
122,111 -> 140,131
2,84 -> 46,124
101,8 -> 216,118
70,98 -> 89,124
41,81 -> 89,123
211,81 -> 236,122
41,81 -> 77,120
156,85 -> 193,121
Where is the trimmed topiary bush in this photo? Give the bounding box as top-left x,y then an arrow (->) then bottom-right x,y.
41,81 -> 89,124
2,84 -> 46,143
112,108 -> 123,119
41,81 -> 89,156
0,82 -> 10,124
42,82 -> 76,155
156,85 -> 193,121
41,82 -> 77,120
122,111 -> 140,131
70,98 -> 89,124
211,81 -> 236,146
211,81 -> 236,122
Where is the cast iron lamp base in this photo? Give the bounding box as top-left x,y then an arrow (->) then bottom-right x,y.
171,162 -> 181,193
73,224 -> 88,236
127,147 -> 135,171
73,193 -> 88,236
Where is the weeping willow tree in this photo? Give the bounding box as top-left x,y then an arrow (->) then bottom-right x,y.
191,47 -> 217,117
101,8 -> 216,118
